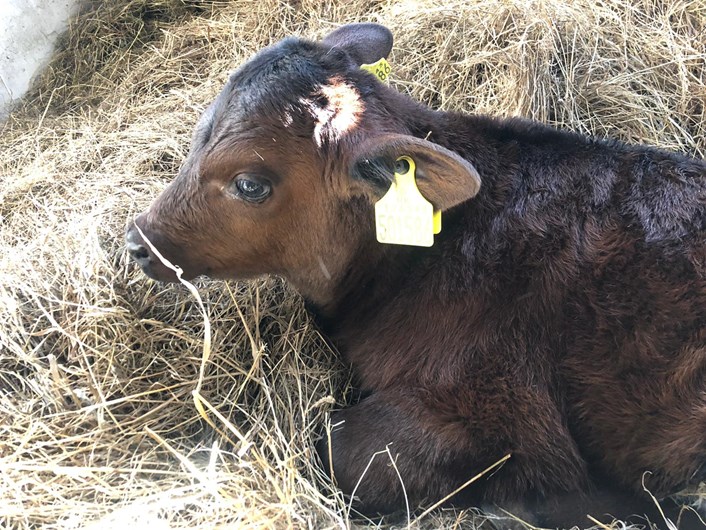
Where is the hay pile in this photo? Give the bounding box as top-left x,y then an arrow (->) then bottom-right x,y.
0,0 -> 704,528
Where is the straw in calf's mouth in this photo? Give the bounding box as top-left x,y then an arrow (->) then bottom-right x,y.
133,224 -> 252,455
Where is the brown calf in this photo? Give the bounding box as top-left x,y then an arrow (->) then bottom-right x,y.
126,23 -> 706,529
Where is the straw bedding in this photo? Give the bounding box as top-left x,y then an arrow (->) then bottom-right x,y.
0,0 -> 704,528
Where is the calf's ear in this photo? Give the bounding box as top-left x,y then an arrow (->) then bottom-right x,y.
321,23 -> 393,66
350,133 -> 481,211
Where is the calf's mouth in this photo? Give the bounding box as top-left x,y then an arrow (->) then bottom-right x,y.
125,221 -> 196,282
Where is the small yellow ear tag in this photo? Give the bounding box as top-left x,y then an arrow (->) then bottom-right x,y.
360,57 -> 391,83
375,156 -> 442,247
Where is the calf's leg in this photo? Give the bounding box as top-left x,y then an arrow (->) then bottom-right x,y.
316,388 -> 588,521
317,389 -> 704,529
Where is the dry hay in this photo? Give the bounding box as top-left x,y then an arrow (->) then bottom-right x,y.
0,0 -> 704,528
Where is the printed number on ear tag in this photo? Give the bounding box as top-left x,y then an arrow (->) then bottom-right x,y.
375,156 -> 441,247
360,58 -> 392,83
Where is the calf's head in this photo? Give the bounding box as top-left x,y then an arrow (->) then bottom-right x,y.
126,23 -> 481,303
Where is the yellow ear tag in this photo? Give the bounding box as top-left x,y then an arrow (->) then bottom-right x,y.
360,57 -> 391,83
375,156 -> 441,247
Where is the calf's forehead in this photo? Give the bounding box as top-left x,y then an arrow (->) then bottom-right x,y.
221,39 -> 337,121
183,36 -> 377,196
205,37 -> 367,145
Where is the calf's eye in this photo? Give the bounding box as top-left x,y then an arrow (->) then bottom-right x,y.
231,177 -> 272,203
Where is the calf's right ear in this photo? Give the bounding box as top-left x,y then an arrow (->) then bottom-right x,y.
321,23 -> 393,66
350,133 -> 481,211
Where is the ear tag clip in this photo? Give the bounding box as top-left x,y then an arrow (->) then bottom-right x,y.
375,156 -> 442,247
360,57 -> 392,83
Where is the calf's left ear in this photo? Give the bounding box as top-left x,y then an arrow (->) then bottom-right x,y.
321,23 -> 393,66
350,133 -> 482,211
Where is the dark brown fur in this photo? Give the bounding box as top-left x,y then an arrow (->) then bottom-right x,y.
126,24 -> 706,529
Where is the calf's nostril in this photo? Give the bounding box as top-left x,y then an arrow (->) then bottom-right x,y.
127,241 -> 150,261
133,246 -> 149,261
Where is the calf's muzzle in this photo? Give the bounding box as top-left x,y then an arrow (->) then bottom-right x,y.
125,220 -> 182,282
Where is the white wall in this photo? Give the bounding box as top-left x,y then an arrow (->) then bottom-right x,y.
0,0 -> 81,120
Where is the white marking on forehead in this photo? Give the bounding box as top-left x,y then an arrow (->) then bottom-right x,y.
281,111 -> 293,127
299,77 -> 364,147
280,103 -> 296,128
